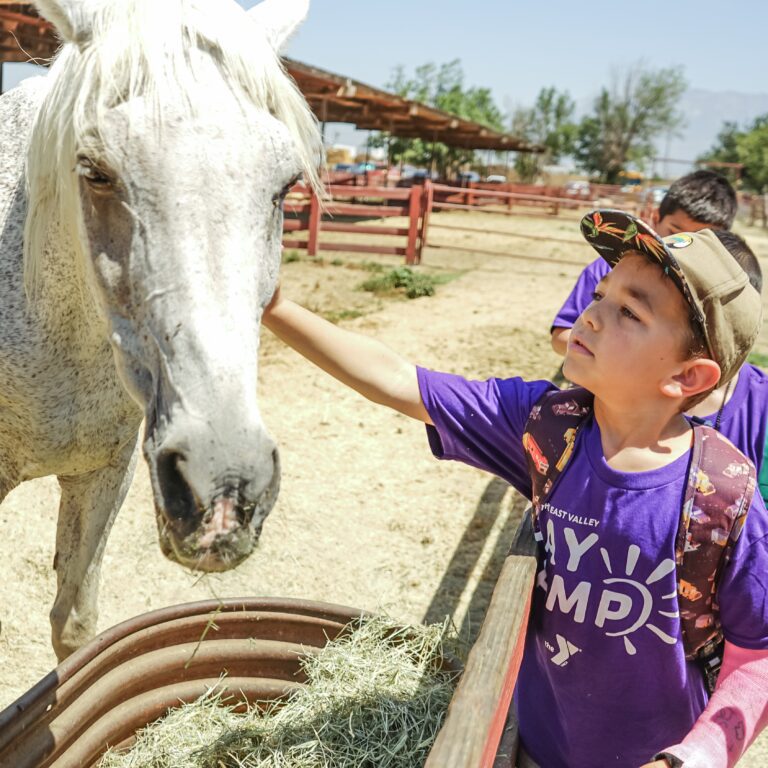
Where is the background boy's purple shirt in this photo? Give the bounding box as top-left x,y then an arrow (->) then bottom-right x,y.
551,257 -> 609,330
696,363 -> 768,474
417,368 -> 768,768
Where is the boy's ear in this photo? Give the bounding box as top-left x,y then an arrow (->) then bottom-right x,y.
649,208 -> 661,229
662,358 -> 722,400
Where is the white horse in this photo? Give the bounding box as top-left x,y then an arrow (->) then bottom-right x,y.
0,0 -> 321,659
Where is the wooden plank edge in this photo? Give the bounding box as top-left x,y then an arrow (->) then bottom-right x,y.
425,554 -> 536,768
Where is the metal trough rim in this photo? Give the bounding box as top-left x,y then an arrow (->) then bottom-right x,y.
0,597 -> 369,768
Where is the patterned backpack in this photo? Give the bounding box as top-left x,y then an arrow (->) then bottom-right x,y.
522,386 -> 756,692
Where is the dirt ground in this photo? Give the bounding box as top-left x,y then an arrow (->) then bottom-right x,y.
1,208 -> 767,764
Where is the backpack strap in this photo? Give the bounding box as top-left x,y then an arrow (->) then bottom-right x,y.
677,425 -> 756,666
523,387 -> 593,540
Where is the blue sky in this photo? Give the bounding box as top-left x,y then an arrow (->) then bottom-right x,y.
5,0 -> 767,159
267,0 -> 768,107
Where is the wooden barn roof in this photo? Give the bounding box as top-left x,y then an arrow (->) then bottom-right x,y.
285,58 -> 541,153
0,2 -> 541,153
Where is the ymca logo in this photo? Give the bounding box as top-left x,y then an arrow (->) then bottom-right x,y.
545,634 -> 581,667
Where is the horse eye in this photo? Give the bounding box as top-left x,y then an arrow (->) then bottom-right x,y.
75,157 -> 112,187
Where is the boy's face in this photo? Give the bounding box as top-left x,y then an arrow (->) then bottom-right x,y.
652,209 -> 712,237
564,253 -> 694,406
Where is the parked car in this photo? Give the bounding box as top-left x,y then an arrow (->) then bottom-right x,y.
332,162 -> 356,173
400,167 -> 436,181
643,186 -> 669,205
457,171 -> 481,183
485,174 -> 508,183
564,180 -> 591,197
352,161 -> 379,175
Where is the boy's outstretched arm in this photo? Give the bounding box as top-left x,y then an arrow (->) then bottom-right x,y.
263,287 -> 431,424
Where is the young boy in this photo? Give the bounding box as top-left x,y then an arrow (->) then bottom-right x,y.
553,173 -> 768,505
551,170 -> 738,356
263,212 -> 768,768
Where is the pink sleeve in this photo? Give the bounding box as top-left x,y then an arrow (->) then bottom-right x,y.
659,641 -> 768,768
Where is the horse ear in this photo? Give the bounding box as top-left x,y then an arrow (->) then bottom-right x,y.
32,0 -> 100,44
248,0 -> 309,52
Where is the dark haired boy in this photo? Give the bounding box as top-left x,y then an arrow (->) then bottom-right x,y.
263,212 -> 768,767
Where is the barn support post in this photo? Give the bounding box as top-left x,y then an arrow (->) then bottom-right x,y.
405,183 -> 422,265
307,188 -> 321,257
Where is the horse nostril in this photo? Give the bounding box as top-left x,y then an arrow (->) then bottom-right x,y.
156,449 -> 196,520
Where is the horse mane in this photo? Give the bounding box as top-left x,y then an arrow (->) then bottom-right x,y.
24,0 -> 323,299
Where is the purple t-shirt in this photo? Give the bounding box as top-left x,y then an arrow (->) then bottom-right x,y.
552,257 -> 609,330
417,369 -> 768,768
696,363 -> 768,474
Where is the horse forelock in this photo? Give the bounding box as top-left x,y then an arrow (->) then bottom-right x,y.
23,0 -> 322,300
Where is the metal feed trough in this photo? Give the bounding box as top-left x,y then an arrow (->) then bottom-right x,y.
0,535 -> 536,768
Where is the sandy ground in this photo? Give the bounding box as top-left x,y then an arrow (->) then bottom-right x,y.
1,208 -> 767,764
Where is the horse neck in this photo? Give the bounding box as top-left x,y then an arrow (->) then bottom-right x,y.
32,224 -> 108,345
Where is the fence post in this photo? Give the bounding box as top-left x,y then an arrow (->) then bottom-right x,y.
405,183 -> 421,265
307,187 -> 321,256
416,180 -> 434,264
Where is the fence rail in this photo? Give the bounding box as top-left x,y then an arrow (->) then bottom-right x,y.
282,183 -> 429,264
280,179 -> 636,265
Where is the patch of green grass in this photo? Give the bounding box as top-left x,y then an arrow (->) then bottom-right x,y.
330,258 -> 344,266
321,309 -> 365,324
748,351 -> 768,369
361,267 -> 434,299
359,261 -> 388,273
360,266 -> 460,300
282,250 -> 300,264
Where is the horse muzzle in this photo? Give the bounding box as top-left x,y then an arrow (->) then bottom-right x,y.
145,415 -> 281,572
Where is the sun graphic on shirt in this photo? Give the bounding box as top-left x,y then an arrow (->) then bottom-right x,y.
599,544 -> 679,656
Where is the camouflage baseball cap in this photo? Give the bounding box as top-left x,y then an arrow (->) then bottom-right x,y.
580,209 -> 763,385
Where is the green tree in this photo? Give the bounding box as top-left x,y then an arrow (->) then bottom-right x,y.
699,115 -> 768,191
371,60 -> 504,177
735,116 -> 768,192
574,64 -> 687,184
699,121 -> 742,166
510,87 -> 577,182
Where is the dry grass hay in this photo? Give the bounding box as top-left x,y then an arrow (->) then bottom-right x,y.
99,617 -> 461,768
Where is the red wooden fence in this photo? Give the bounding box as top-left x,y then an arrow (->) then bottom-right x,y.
281,182 -> 431,264
281,179 -> 643,266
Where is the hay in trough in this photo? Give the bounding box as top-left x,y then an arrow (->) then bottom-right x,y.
99,616 -> 461,768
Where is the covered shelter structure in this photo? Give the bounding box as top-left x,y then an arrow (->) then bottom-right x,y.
0,2 -> 539,155
285,58 -> 539,153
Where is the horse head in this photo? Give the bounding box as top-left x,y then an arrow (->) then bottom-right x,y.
28,0 -> 321,571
